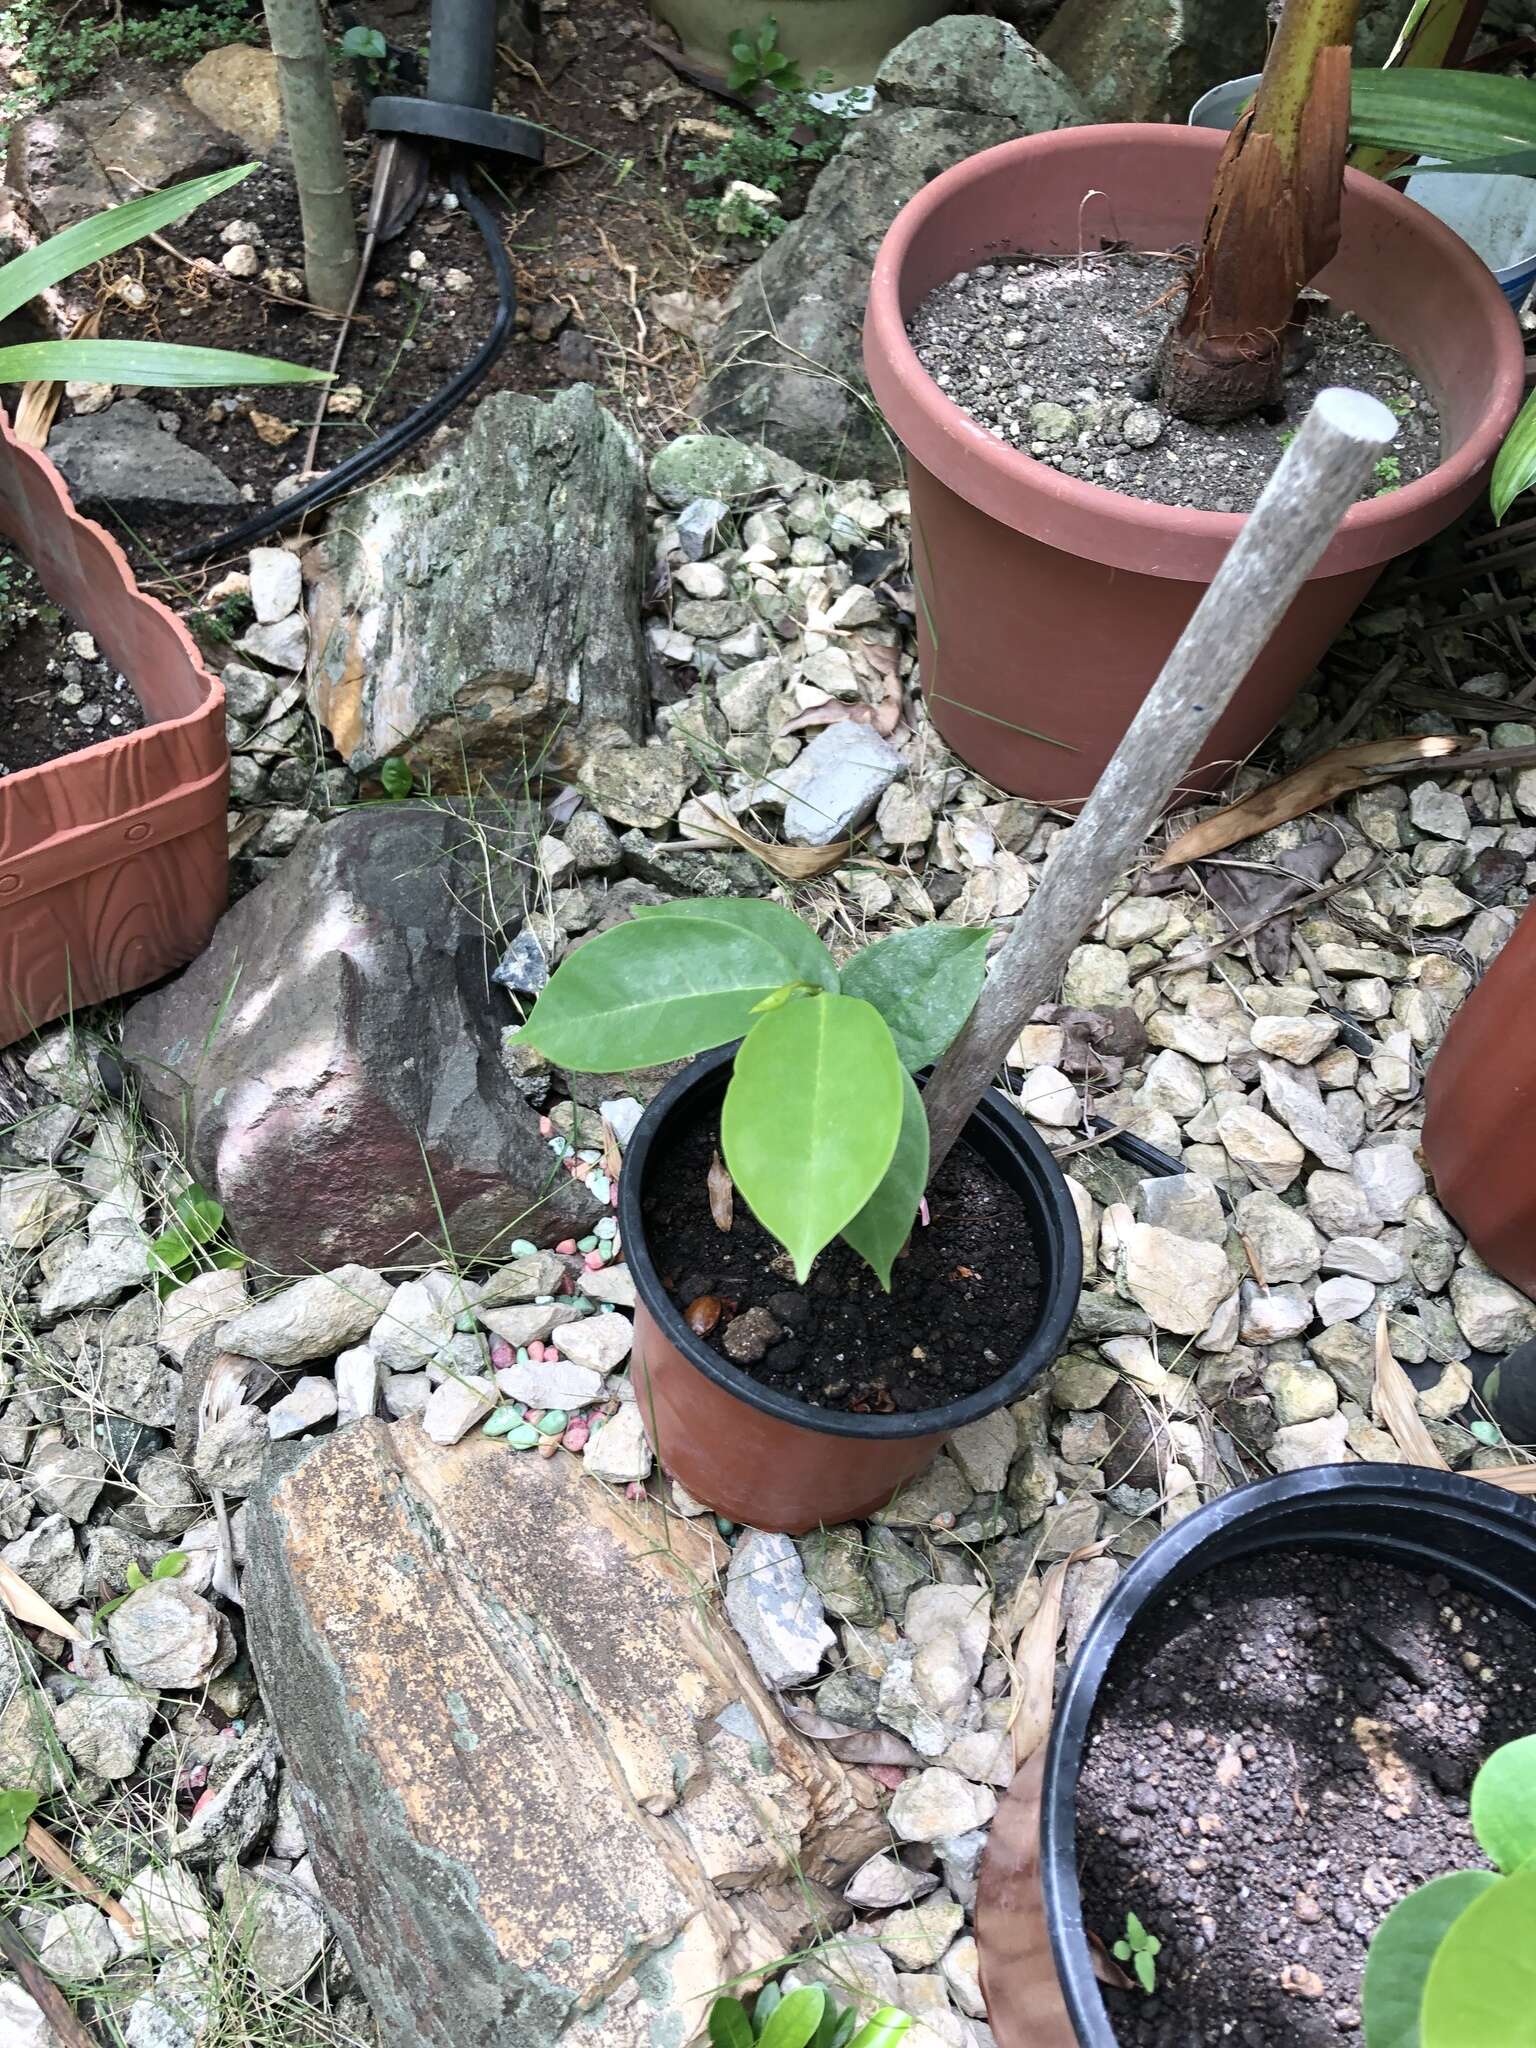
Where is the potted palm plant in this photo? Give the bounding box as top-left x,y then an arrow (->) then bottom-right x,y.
0,164 -> 326,1048
862,0 -> 1523,805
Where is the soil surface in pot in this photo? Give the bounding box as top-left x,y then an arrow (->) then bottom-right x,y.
907,252 -> 1439,513
1075,1547 -> 1536,2047
0,541 -> 147,777
641,1092 -> 1043,1412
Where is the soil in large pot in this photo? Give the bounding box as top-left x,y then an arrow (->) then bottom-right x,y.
0,538 -> 148,776
1074,1546 -> 1536,2047
907,251 -> 1440,515
640,1086 -> 1043,1415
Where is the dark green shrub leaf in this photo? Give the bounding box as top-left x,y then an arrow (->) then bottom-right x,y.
757,1987 -> 826,2048
753,1983 -> 782,2034
723,996 -> 902,1281
709,1998 -> 755,2048
380,757 -> 414,799
172,1185 -> 224,1246
1421,1865 -> 1536,2044
149,1228 -> 194,1277
839,926 -> 989,1071
841,1066 -> 928,1289
1364,1870 -> 1499,2048
0,1788 -> 38,1858
828,2012 -> 858,2048
632,898 -> 838,993
1472,1733 -> 1536,1874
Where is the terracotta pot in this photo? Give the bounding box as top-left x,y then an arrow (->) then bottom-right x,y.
863,124 -> 1525,805
974,1467 -> 1536,2047
617,1042 -> 1082,1534
0,416 -> 228,1048
651,0 -> 947,88
1424,903 -> 1536,1296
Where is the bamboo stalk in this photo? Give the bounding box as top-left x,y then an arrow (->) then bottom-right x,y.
263,0 -> 360,314
921,387 -> 1399,1171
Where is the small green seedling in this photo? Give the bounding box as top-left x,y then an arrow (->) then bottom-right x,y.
380,756 -> 415,799
149,1185 -> 243,1299
707,1984 -> 911,2048
340,23 -> 387,61
1373,453 -> 1403,493
512,898 -> 991,1288
0,1788 -> 38,1857
95,1552 -> 188,1623
1363,1731 -> 1536,2046
727,16 -> 805,93
1113,1911 -> 1162,1994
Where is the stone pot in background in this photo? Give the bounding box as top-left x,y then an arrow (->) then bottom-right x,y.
974,1467 -> 1536,2047
0,412 -> 228,1050
618,1043 -> 1082,1535
652,0 -> 949,88
862,124 -> 1524,805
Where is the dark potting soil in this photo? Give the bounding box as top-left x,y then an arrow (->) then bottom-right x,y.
1075,1548 -> 1536,2048
641,1092 -> 1044,1413
0,542 -> 146,778
906,250 -> 1440,514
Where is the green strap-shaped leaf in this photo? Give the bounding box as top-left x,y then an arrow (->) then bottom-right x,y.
1364,1871 -> 1499,2048
1493,388 -> 1536,525
513,916 -> 824,1070
845,2014 -> 911,2048
1421,1865 -> 1536,2046
709,1999 -> 755,2048
1349,68 -> 1536,168
1472,1734 -> 1536,1875
0,340 -> 329,387
756,1987 -> 826,2048
839,925 -> 989,1071
631,898 -> 839,992
723,996 -> 903,1281
0,163 -> 258,324
841,1066 -> 928,1289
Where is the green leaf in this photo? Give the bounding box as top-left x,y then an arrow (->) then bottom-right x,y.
1364,1871 -> 1500,2048
845,2014 -> 911,2048
1350,68 -> 1536,169
513,911 -> 828,1071
149,1228 -> 194,1278
1113,1941 -> 1132,1961
757,1987 -> 826,2048
841,1065 -> 928,1289
757,18 -> 778,54
1421,1865 -> 1536,2046
1494,387 -> 1536,524
750,981 -> 819,1015
1472,1734 -> 1536,1875
341,23 -> 387,58
730,31 -> 754,58
1134,1950 -> 1157,1995
0,1788 -> 38,1859
0,340 -> 329,387
631,898 -> 838,992
839,926 -> 989,1071
812,2001 -> 850,2048
0,164 -> 257,325
125,1562 -> 148,1591
722,996 -> 903,1282
709,1999 -> 755,2048
380,757 -> 414,799
152,1551 -> 188,1581
210,1248 -> 247,1273
753,1984 -> 782,2035
829,2014 -> 858,2048
1126,1913 -> 1147,1945
173,1186 -> 223,1247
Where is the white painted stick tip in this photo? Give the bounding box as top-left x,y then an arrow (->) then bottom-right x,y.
1311,386 -> 1400,449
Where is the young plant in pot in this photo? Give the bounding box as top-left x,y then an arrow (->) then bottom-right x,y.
862,0 -> 1524,805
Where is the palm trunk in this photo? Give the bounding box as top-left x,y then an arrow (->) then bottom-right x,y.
264,0 -> 360,315
1157,0 -> 1361,426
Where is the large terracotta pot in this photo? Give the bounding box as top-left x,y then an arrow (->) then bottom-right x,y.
974,1467 -> 1536,2047
1424,903 -> 1536,1297
863,124 -> 1525,805
0,415 -> 228,1048
617,1043 -> 1082,1534
652,0 -> 947,88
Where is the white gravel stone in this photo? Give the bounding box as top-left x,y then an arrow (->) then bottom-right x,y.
1306,1170 -> 1378,1239
160,1267 -> 250,1365
107,1582 -> 223,1690
1239,1282 -> 1313,1345
1123,1224 -> 1235,1335
334,1345 -> 379,1426
1322,1236 -> 1405,1283
267,1376 -> 339,1440
553,1314 -> 634,1372
845,1852 -> 939,1911
1315,1274 -> 1375,1324
1353,1143 -> 1427,1223
248,546 -> 302,623
1249,1013 -> 1339,1064
1268,1410 -> 1351,1472
1256,1060 -> 1352,1171
1062,943 -> 1131,1008
1216,1102 -> 1306,1191
218,1266 -> 391,1367
725,1530 -> 834,1687
1233,1191 -> 1321,1283
946,1409 -> 1017,1493
420,1375 -> 497,1446
888,1768 -> 997,1843
581,1401 -> 652,1483
1450,1268 -> 1536,1351
1016,1065 -> 1080,1127
39,1902 -> 116,1981
496,1358 -> 605,1409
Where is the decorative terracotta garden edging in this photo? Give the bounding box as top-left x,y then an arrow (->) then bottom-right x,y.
0,412 -> 228,1048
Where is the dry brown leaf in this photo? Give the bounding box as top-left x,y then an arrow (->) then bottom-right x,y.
1157,735 -> 1473,869
1373,1308 -> 1449,1469
24,1820 -> 135,1931
1469,1463 -> 1536,1495
14,309 -> 101,448
0,1558 -> 87,1646
682,798 -> 852,880
1088,1934 -> 1135,1992
780,700 -> 871,737
707,1150 -> 733,1233
1008,1541 -> 1109,1768
599,1117 -> 624,1184
249,408 -> 298,447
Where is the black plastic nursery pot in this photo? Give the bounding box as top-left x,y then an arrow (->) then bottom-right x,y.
617,1042 -> 1082,1535
974,1465 -> 1536,2048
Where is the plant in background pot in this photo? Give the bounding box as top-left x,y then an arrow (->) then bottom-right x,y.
862,0 -> 1523,805
706,1984 -> 913,2047
651,1 -> 949,91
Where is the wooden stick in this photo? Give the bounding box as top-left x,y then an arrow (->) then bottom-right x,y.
922,386 -> 1399,1171
263,0 -> 360,313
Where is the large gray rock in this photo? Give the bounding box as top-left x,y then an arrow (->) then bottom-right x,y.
698,19 -> 1089,483
8,75 -> 240,233
307,386 -> 649,786
46,401 -> 239,515
122,808 -> 597,1275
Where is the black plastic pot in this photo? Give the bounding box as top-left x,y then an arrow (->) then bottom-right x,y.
618,1042 -> 1083,1534
1003,1467 -> 1536,2047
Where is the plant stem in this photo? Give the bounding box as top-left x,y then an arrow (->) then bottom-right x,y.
1157,0 -> 1361,425
920,386 -> 1398,1173
263,0 -> 360,314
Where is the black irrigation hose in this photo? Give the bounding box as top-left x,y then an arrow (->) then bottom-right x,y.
168,163 -> 516,567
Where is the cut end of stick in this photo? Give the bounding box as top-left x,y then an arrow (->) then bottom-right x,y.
1311,385 -> 1400,451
